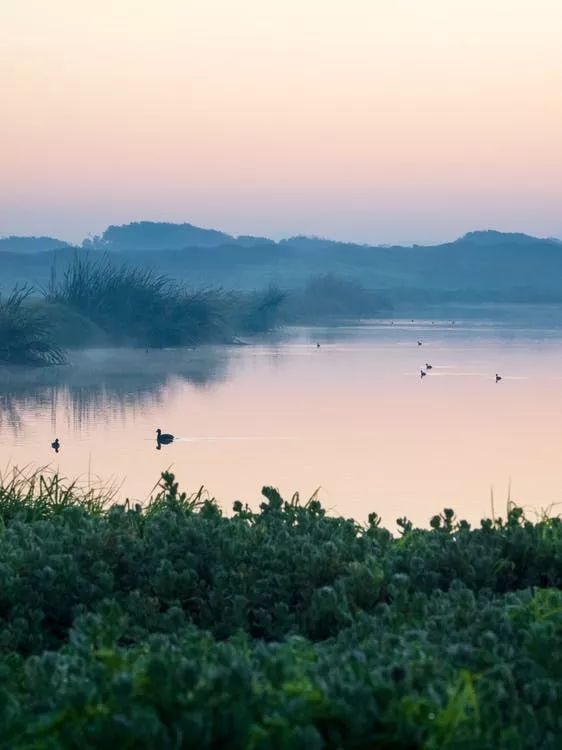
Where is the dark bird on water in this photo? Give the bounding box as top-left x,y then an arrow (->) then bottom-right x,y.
495,374 -> 502,383
417,341 -> 422,346
51,438 -> 60,453
425,363 -> 433,370
156,428 -> 174,449
420,370 -> 427,378
316,342 -> 320,348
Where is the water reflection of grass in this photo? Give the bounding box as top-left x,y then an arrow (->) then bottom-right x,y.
0,346 -> 231,432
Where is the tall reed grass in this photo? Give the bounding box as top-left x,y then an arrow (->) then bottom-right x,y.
47,255 -> 229,347
0,464 -> 118,523
0,286 -> 65,366
47,254 -> 286,346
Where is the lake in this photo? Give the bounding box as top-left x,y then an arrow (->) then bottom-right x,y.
2,314 -> 562,527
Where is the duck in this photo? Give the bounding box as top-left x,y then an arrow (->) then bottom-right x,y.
495,374 -> 502,383
425,363 -> 433,370
316,342 -> 320,348
156,428 -> 174,445
420,370 -> 427,378
417,341 -> 423,346
51,438 -> 60,453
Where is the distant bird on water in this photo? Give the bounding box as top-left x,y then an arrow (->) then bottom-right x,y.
495,374 -> 502,383
316,342 -> 320,348
425,363 -> 433,370
417,341 -> 422,346
156,428 -> 174,449
420,370 -> 427,378
51,438 -> 60,453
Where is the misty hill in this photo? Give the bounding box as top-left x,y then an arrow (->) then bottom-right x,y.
0,236 -> 70,254
2,224 -> 562,307
83,221 -> 233,251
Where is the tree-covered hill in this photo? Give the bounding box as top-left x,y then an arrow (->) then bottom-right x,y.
2,223 -> 562,305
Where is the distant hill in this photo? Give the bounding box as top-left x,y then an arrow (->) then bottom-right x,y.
0,236 -> 70,254
83,221 -> 233,251
1,223 -> 562,307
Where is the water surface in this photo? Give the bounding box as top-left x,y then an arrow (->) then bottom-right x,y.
2,317 -> 562,527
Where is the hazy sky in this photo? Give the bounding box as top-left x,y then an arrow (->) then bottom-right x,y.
1,0 -> 561,244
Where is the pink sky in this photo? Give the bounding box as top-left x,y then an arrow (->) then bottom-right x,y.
1,0 -> 561,244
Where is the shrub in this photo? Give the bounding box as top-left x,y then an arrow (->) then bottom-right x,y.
0,472 -> 560,747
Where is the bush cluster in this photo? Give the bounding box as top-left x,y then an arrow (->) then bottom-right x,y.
0,473 -> 560,748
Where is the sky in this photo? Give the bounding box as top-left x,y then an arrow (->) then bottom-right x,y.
1,0 -> 561,245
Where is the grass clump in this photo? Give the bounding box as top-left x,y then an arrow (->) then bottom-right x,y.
0,287 -> 65,366
47,255 -> 287,347
47,255 -> 228,347
0,471 -> 560,747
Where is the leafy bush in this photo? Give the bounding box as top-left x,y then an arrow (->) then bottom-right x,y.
0,473 -> 560,747
0,286 -> 65,365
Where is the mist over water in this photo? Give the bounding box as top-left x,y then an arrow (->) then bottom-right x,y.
2,317 -> 562,527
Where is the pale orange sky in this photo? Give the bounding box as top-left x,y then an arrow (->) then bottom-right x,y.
1,0 -> 561,244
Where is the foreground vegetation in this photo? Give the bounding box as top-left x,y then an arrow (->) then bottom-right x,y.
0,470 -> 559,747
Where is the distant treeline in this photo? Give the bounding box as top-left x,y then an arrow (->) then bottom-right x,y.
0,256 -> 389,365
3,223 -> 562,303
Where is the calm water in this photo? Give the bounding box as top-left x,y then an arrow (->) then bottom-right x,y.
2,317 -> 562,527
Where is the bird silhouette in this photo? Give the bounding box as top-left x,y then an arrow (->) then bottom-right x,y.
156,428 -> 174,447
316,342 -> 320,348
420,370 -> 427,378
495,374 -> 502,383
417,341 -> 422,346
51,438 -> 60,453
425,363 -> 433,370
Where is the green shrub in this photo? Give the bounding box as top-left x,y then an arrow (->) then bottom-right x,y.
0,472 -> 560,747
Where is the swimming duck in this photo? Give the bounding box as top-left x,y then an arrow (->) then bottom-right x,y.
51,438 -> 60,453
420,370 -> 427,378
156,428 -> 174,445
495,374 -> 502,383
425,363 -> 433,370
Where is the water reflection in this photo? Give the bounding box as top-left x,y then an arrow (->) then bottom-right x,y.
0,346 -> 231,433
2,318 -> 562,527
